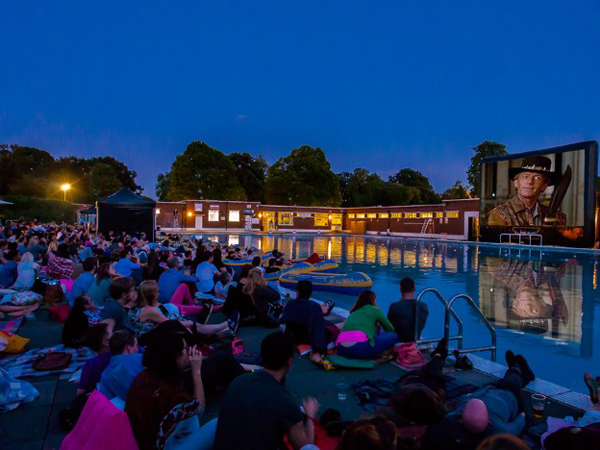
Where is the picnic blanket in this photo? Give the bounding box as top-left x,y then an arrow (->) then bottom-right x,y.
0,367 -> 39,412
0,344 -> 95,379
0,317 -> 24,335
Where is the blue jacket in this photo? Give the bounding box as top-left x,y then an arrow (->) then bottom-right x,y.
99,353 -> 144,401
157,268 -> 198,304
67,271 -> 95,306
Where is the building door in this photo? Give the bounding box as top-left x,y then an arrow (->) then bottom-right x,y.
262,212 -> 275,230
195,216 -> 203,230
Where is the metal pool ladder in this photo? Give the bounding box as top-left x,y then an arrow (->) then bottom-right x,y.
414,288 -> 497,361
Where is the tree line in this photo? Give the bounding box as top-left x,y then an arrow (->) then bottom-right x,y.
0,140 -> 509,207
156,140 -> 508,206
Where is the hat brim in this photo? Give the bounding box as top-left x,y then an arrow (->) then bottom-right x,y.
509,167 -> 560,186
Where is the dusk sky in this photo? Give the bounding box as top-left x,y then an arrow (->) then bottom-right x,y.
1,1 -> 599,197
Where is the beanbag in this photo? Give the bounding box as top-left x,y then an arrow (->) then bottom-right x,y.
328,355 -> 376,369
0,331 -> 30,353
48,304 -> 72,323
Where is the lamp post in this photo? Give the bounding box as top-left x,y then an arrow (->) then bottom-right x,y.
60,184 -> 71,202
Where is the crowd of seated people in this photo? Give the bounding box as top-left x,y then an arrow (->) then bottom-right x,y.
2,219 -> 599,449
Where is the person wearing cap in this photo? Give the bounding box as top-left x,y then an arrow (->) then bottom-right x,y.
487,156 -> 567,227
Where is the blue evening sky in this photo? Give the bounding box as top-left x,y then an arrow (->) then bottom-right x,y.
1,1 -> 599,197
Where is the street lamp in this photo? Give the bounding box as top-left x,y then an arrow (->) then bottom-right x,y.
60,184 -> 71,202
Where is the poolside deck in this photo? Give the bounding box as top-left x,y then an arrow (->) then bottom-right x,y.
0,308 -> 592,449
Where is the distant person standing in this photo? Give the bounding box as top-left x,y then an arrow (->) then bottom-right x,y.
387,277 -> 429,342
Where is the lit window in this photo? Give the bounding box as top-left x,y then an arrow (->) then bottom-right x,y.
347,213 -> 355,219
278,212 -> 293,226
405,212 -> 417,218
421,212 -> 433,218
446,211 -> 459,218
391,213 -> 402,218
228,210 -> 240,222
379,213 -> 389,218
435,212 -> 443,218
314,213 -> 329,226
367,213 -> 376,219
331,214 -> 343,225
208,210 -> 219,222
356,213 -> 366,219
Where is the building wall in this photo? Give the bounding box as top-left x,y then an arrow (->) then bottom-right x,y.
155,198 -> 480,238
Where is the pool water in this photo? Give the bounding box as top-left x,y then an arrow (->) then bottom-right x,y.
202,233 -> 600,394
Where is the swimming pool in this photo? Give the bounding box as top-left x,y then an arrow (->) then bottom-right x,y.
199,233 -> 600,394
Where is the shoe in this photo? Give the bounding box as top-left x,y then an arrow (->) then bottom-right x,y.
324,300 -> 335,316
196,304 -> 213,325
515,354 -> 535,384
432,338 -> 448,360
505,350 -> 516,368
228,310 -> 240,335
454,350 -> 473,370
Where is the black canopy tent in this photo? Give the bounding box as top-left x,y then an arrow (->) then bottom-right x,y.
97,188 -> 156,242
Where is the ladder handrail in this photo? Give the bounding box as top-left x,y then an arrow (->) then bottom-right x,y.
444,294 -> 497,361
415,288 -> 463,348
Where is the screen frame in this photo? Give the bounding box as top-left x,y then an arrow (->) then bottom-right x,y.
480,140 -> 598,248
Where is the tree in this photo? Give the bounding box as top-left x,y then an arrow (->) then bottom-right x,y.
166,141 -> 246,201
467,141 -> 508,197
389,168 -> 441,204
229,152 -> 268,202
265,146 -> 341,206
89,163 -> 122,199
337,171 -> 352,207
156,172 -> 171,201
441,180 -> 471,200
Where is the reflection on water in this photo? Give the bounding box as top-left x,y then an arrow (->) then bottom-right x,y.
204,233 -> 599,393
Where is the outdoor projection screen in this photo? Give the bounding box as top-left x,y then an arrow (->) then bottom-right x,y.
479,141 -> 598,248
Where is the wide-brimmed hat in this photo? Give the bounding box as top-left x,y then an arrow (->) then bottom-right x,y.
508,156 -> 560,186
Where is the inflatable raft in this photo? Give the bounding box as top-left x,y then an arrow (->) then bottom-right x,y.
279,271 -> 372,296
263,259 -> 340,281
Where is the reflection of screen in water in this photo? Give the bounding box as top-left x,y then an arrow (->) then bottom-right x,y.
478,256 -> 582,343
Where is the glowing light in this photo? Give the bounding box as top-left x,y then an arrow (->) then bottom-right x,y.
187,211 -> 193,217
60,184 -> 71,191
156,208 -> 161,215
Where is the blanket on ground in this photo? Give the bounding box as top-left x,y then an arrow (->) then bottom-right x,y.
0,344 -> 94,378
0,366 -> 39,412
0,317 -> 24,335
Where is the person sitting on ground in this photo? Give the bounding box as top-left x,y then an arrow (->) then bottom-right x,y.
100,276 -> 138,333
21,235 -> 47,261
283,280 -> 339,360
222,264 -> 261,326
336,290 -> 398,360
214,332 -> 320,450
214,271 -> 234,300
46,243 -> 74,279
0,249 -> 19,288
62,295 -> 92,348
125,332 -> 218,449
129,280 -> 236,339
477,434 -> 531,450
77,323 -> 112,395
243,268 -> 282,326
67,257 -> 97,306
157,256 -> 198,304
195,250 -> 220,294
423,351 -> 536,449
114,247 -> 141,278
212,247 -> 231,275
336,415 -> 397,450
264,258 -> 281,274
387,277 -> 429,343
10,251 -> 38,290
86,262 -> 113,307
98,329 -> 143,406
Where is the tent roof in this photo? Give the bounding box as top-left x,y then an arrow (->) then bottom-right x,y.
98,188 -> 156,206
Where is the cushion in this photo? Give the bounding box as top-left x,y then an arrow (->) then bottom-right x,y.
48,304 -> 72,323
328,355 -> 376,369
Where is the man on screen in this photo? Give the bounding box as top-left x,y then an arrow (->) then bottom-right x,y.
487,156 -> 566,227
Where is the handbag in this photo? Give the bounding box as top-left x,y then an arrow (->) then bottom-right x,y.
32,351 -> 72,371
44,284 -> 65,304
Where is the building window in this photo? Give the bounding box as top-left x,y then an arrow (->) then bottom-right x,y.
278,212 -> 293,226
446,211 -> 459,218
405,212 -> 417,218
194,203 -> 203,211
391,213 -> 402,219
379,213 -> 389,219
421,212 -> 433,218
356,213 -> 366,219
367,213 -> 377,219
331,214 -> 343,225
208,210 -> 219,222
314,213 -> 329,226
229,210 -> 240,222
435,212 -> 443,218
347,213 -> 355,219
